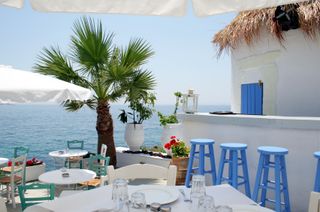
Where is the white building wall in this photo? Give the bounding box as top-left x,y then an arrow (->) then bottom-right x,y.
179,113 -> 320,212
231,29 -> 320,116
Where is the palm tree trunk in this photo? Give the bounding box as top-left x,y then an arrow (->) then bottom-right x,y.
96,100 -> 116,166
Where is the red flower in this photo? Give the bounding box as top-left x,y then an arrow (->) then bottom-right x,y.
164,143 -> 171,150
26,160 -> 33,166
7,161 -> 12,166
170,136 -> 176,139
170,139 -> 177,145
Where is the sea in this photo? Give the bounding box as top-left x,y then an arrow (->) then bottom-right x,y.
0,104 -> 229,170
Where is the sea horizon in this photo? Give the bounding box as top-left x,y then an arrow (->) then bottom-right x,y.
0,104 -> 230,169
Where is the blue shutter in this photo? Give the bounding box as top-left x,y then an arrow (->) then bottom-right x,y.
241,83 -> 263,115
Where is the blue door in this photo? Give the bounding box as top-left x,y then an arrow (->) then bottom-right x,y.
241,83 -> 263,115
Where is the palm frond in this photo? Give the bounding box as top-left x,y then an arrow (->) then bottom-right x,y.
62,99 -> 97,111
70,16 -> 114,78
120,38 -> 154,69
34,47 -> 90,88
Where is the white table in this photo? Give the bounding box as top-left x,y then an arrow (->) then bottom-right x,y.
0,158 -> 8,167
49,149 -> 88,158
25,184 -> 273,212
39,169 -> 96,185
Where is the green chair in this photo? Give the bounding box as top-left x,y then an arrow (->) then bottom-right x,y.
79,154 -> 110,189
14,147 -> 29,158
66,140 -> 84,168
18,183 -> 55,211
67,140 -> 84,150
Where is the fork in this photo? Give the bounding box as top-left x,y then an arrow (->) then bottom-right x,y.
179,189 -> 191,202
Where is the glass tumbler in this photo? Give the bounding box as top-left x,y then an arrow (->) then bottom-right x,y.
112,178 -> 129,212
190,175 -> 206,211
130,192 -> 147,212
198,195 -> 216,212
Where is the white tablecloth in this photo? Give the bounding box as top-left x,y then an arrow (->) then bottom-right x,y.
49,150 -> 88,158
25,184 -> 270,212
39,169 -> 96,185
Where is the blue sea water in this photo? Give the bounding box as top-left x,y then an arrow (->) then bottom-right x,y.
0,104 -> 229,170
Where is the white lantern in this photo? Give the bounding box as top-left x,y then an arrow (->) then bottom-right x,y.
182,89 -> 199,113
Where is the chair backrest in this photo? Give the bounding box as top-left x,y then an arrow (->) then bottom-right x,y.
0,197 -> 7,212
100,144 -> 107,157
10,155 -> 27,186
309,191 -> 320,212
67,140 -> 84,150
18,183 -> 55,211
88,155 -> 110,176
14,146 -> 29,158
107,164 -> 177,186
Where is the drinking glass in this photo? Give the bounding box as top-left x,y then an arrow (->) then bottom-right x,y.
190,175 -> 206,211
112,178 -> 129,212
198,195 -> 215,212
129,192 -> 147,212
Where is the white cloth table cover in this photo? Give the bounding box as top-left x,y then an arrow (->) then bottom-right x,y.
25,184 -> 259,212
38,169 -> 96,185
0,158 -> 9,166
1,0 -> 309,16
49,150 -> 88,158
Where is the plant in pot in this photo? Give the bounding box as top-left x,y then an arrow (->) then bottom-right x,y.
164,136 -> 190,185
118,92 -> 156,151
158,91 -> 183,144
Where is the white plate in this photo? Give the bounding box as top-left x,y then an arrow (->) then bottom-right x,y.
230,205 -> 274,212
129,185 -> 179,205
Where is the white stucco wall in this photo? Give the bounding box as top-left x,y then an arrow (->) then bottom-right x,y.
179,113 -> 320,212
231,29 -> 320,116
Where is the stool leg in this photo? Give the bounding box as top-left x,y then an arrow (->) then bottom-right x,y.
253,154 -> 264,202
217,149 -> 227,185
280,156 -> 290,212
314,159 -> 320,192
199,145 -> 205,175
241,149 -> 251,198
228,151 -> 233,184
208,144 -> 217,185
185,144 -> 196,188
231,150 -> 238,189
260,155 -> 270,207
275,155 -> 282,212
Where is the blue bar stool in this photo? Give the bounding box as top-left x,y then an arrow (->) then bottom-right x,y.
185,138 -> 217,187
313,151 -> 320,192
252,146 -> 290,212
216,143 -> 251,197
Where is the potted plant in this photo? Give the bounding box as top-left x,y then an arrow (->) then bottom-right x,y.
118,93 -> 156,151
7,157 -> 46,182
164,136 -> 190,185
158,92 -> 183,144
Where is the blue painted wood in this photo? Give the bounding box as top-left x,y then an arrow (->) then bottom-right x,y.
216,143 -> 251,197
314,152 -> 320,192
241,83 -> 263,115
185,139 -> 217,187
241,84 -> 248,114
253,146 -> 290,212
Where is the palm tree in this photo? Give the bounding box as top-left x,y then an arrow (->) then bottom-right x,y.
34,17 -> 156,166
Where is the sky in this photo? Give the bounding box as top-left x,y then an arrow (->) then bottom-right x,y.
0,2 -> 236,105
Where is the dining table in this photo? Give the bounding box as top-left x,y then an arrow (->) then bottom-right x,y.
49,149 -> 88,168
24,184 -> 274,212
39,169 -> 96,185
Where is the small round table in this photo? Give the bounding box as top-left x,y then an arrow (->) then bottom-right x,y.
49,150 -> 88,169
39,169 -> 96,185
49,150 -> 88,158
0,157 -> 9,167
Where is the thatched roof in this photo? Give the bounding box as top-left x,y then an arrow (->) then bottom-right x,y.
213,1 -> 320,56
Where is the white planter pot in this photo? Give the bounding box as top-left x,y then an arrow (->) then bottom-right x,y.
125,123 -> 144,151
25,163 -> 46,182
161,123 -> 183,145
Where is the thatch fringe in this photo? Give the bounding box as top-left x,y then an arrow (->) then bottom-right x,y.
213,1 -> 320,56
